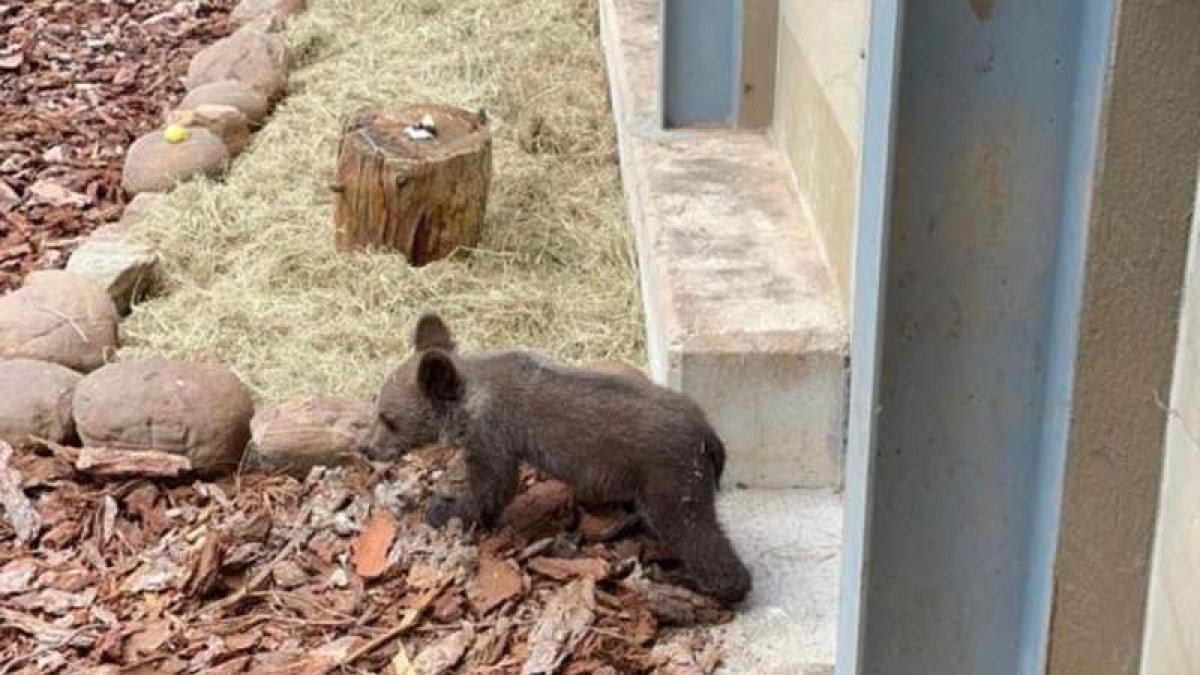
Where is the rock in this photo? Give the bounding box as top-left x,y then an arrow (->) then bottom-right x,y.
236,14 -> 282,35
165,105 -> 251,157
122,128 -> 230,195
120,193 -> 167,227
0,360 -> 82,449
185,30 -> 290,101
179,80 -> 271,127
231,0 -> 307,30
73,359 -> 254,475
585,359 -> 649,382
247,396 -> 372,476
65,223 -> 160,316
0,270 -> 119,372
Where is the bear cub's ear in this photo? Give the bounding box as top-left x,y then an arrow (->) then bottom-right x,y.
417,349 -> 464,402
414,313 -> 456,352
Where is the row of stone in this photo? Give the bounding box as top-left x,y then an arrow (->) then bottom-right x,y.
0,357 -> 370,477
0,354 -> 651,479
123,0 -> 303,194
60,0 -> 308,318
0,264 -> 350,475
0,195 -> 163,406
0,1 -> 320,475
25,0 -> 309,329
3,2 -> 306,365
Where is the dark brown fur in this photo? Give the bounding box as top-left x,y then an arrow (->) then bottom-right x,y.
361,314 -> 751,604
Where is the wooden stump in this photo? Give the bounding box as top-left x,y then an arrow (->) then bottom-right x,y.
333,105 -> 491,265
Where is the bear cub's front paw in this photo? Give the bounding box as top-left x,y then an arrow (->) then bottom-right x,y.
425,494 -> 461,529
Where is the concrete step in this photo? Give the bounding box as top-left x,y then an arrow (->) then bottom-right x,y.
599,0 -> 848,490
715,487 -> 842,674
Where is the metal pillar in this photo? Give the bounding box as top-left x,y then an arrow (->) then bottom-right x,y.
660,0 -> 739,127
659,0 -> 778,130
841,1 -> 1200,674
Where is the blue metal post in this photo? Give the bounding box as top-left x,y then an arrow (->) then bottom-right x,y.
836,0 -> 903,671
838,0 -> 1159,673
659,0 -> 740,127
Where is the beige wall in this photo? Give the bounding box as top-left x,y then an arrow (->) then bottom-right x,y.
738,0 -> 779,129
1044,0 -> 1199,668
1142,176 -> 1200,675
770,0 -> 867,312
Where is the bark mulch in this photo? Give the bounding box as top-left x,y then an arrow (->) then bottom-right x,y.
0,442 -> 729,674
0,0 -> 237,293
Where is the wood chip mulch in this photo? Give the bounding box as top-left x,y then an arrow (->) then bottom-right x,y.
0,442 -> 730,674
0,0 -> 237,293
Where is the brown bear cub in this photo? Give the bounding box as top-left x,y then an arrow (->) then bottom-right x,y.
361,314 -> 752,605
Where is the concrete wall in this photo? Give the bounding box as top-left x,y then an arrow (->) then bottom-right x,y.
1142,177 -> 1200,675
1043,0 -> 1199,670
770,0 -> 867,312
739,0 -> 779,129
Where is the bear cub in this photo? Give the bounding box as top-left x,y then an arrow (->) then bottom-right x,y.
361,313 -> 752,605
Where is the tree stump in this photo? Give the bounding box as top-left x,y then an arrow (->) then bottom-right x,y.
333,105 -> 492,265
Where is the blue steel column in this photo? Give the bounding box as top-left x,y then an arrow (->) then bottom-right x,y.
659,0 -> 739,127
840,1 -> 1120,674
835,0 -> 903,672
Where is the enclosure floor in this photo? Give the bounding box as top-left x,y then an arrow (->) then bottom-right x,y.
715,488 -> 842,674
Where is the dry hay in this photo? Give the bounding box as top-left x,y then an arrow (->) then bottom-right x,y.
120,0 -> 644,401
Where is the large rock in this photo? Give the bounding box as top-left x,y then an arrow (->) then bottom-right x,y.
185,30 -> 290,101
0,271 -> 119,372
65,223 -> 160,315
120,193 -> 168,227
0,359 -> 82,449
73,360 -> 254,475
122,128 -> 230,194
247,396 -> 372,476
231,0 -> 307,30
179,80 -> 271,127
165,105 -> 251,156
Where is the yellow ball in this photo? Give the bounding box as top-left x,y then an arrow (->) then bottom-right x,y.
163,125 -> 190,144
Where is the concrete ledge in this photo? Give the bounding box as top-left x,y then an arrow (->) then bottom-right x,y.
601,0 -> 848,488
